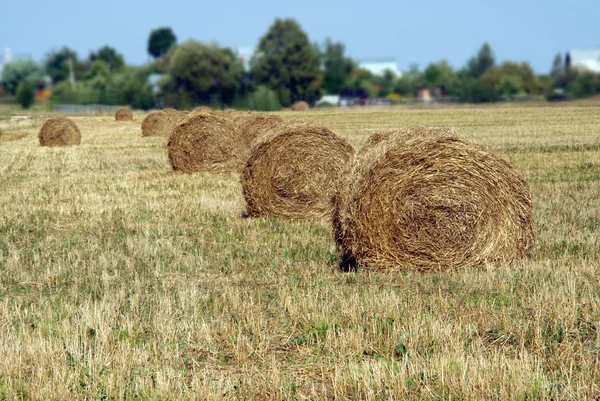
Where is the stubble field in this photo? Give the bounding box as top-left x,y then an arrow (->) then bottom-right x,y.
0,104 -> 599,400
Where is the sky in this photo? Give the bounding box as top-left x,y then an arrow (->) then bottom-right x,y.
1,0 -> 598,74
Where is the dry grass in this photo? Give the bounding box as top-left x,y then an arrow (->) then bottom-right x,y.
0,105 -> 599,400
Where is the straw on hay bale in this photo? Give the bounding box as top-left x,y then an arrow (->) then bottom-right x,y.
141,110 -> 182,137
291,101 -> 309,111
192,106 -> 212,114
115,107 -> 133,121
167,112 -> 246,173
241,123 -> 355,220
236,113 -> 283,144
333,127 -> 535,272
38,117 -> 81,147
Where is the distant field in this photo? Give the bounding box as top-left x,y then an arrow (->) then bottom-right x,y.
0,104 -> 599,400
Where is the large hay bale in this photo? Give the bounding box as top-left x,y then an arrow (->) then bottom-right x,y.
167,112 -> 246,173
241,124 -> 355,220
236,113 -> 283,144
291,101 -> 309,111
333,128 -> 535,272
115,107 -> 133,121
38,117 -> 81,147
141,110 -> 182,137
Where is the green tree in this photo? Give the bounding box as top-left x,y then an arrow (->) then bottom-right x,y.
321,39 -> 355,94
16,80 -> 35,109
148,27 -> 177,59
248,86 -> 281,111
423,60 -> 455,87
44,47 -> 86,84
0,59 -> 44,94
89,46 -> 125,71
162,40 -> 243,106
393,64 -> 424,96
251,18 -> 321,106
467,42 -> 495,79
481,61 -> 540,94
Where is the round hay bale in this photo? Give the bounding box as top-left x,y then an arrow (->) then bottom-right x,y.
236,113 -> 283,144
115,107 -> 133,121
333,128 -> 535,272
192,106 -> 212,114
167,112 -> 246,173
291,101 -> 309,111
141,110 -> 182,137
38,117 -> 81,147
241,124 -> 355,220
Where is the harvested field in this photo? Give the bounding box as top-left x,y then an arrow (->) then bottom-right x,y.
0,105 -> 599,400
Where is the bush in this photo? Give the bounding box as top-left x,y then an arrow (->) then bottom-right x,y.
248,86 -> 281,111
16,80 -> 35,109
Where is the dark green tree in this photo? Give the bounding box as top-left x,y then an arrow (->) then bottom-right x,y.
251,18 -> 322,106
16,79 -> 35,109
423,60 -> 455,86
0,59 -> 44,94
44,47 -> 86,84
148,27 -> 177,59
321,39 -> 355,94
467,42 -> 495,79
89,46 -> 125,71
162,40 -> 243,106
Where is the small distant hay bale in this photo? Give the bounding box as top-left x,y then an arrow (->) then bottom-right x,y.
333,128 -> 535,272
241,124 -> 355,220
291,101 -> 309,111
115,107 -> 133,121
38,117 -> 81,147
167,112 -> 246,173
236,113 -> 283,144
141,110 -> 182,137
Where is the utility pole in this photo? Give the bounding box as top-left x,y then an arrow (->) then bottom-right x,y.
68,58 -> 76,91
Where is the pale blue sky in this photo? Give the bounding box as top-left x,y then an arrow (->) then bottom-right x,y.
1,0 -> 598,73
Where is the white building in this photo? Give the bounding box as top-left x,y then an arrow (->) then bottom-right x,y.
566,49 -> 600,73
237,47 -> 255,71
358,58 -> 402,77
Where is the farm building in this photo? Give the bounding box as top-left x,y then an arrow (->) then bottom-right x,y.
565,49 -> 600,73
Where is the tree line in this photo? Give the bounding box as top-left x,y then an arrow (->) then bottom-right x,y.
2,18 -> 600,110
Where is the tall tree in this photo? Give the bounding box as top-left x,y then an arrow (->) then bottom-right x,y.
162,40 -> 243,106
44,47 -> 85,84
89,46 -> 125,71
148,27 -> 177,59
251,18 -> 321,106
423,60 -> 455,86
467,42 -> 495,79
321,39 -> 355,94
